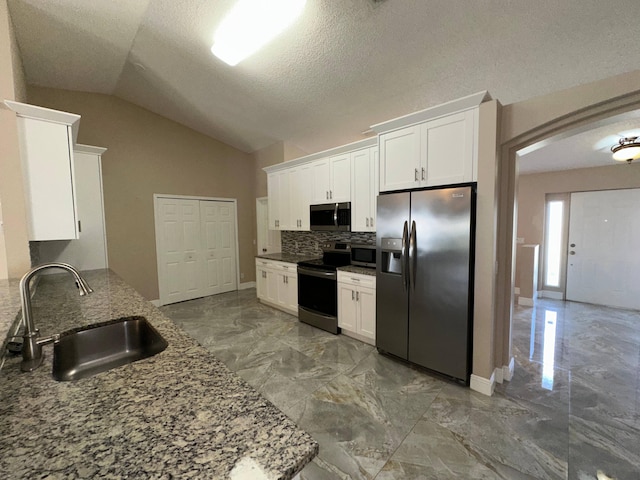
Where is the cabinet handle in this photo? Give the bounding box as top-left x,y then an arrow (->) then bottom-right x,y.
366,217 -> 369,227
414,168 -> 419,181
370,217 -> 374,227
351,277 -> 360,282
326,191 -> 329,199
77,220 -> 82,233
421,167 -> 425,181
352,290 -> 355,301
356,291 -> 360,301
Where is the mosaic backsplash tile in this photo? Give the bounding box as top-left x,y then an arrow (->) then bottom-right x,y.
282,231 -> 376,255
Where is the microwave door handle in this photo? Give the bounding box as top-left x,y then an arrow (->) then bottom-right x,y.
401,221 -> 408,291
334,203 -> 338,228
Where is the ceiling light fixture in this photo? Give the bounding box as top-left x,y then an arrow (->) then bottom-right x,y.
611,136 -> 640,163
211,0 -> 306,66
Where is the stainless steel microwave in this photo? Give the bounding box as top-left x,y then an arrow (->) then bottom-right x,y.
310,202 -> 351,231
350,244 -> 376,268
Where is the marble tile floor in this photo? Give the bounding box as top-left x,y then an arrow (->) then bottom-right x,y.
161,292 -> 640,479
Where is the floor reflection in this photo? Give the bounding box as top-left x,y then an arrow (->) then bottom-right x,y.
542,309 -> 557,390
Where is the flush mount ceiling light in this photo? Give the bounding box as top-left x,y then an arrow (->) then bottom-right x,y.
211,0 -> 306,66
611,136 -> 640,163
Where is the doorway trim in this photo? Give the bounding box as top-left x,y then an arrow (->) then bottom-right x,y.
153,193 -> 241,306
496,87 -> 640,385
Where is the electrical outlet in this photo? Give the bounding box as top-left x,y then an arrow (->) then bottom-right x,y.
240,273 -> 245,280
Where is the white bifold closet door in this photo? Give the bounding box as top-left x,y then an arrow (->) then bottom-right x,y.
157,197 -> 237,305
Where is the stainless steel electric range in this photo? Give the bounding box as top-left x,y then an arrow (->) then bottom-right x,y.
297,242 -> 351,334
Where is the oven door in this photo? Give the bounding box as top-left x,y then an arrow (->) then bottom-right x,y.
297,266 -> 339,333
297,267 -> 337,316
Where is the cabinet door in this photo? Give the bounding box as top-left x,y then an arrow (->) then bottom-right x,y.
357,286 -> 376,340
286,273 -> 298,311
267,173 -> 279,229
329,153 -> 351,202
370,147 -> 378,230
311,158 -> 331,203
338,284 -> 357,331
423,110 -> 475,187
289,164 -> 312,230
256,266 -> 267,299
277,170 -> 292,230
351,148 -> 372,232
17,118 -> 78,240
265,269 -> 278,304
379,125 -> 421,192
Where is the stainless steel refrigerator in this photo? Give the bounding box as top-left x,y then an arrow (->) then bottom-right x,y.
376,185 -> 475,383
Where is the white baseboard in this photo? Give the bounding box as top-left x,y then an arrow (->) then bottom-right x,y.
494,367 -> 503,384
539,290 -> 564,300
518,296 -> 534,306
239,281 -> 256,290
503,357 -> 515,382
150,299 -> 161,307
514,287 -> 520,295
470,372 -> 495,396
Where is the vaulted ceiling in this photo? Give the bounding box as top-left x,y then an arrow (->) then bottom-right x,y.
8,0 -> 640,169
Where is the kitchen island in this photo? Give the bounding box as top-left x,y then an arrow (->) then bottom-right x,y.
0,269 -> 318,479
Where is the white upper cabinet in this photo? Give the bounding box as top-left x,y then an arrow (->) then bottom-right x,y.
423,110 -> 476,187
378,110 -> 477,192
351,146 -> 378,232
311,158 -> 331,203
311,155 -> 352,204
378,125 -> 421,192
289,163 -> 312,230
6,100 -> 81,241
328,153 -> 351,203
373,91 -> 488,193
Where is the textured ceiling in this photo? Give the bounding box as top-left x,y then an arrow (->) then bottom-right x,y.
8,0 -> 640,166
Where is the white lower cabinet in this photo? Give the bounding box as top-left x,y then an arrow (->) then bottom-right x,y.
255,259 -> 298,315
337,271 -> 376,344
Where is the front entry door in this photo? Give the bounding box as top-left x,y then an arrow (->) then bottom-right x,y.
566,189 -> 640,310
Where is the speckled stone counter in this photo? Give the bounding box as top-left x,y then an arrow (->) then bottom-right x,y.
255,253 -> 319,263
337,265 -> 376,276
0,269 -> 318,479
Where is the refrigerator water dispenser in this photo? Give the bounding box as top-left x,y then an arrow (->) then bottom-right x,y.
380,238 -> 403,275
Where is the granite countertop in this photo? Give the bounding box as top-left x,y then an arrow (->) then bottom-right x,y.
0,269 -> 317,479
0,278 -> 22,351
255,253 -> 319,264
337,265 -> 376,276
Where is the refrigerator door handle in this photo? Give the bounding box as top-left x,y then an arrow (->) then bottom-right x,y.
401,220 -> 409,291
409,220 -> 417,291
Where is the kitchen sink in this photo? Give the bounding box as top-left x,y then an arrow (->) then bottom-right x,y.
52,316 -> 168,381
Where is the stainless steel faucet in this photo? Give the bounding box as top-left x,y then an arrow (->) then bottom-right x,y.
19,262 -> 93,372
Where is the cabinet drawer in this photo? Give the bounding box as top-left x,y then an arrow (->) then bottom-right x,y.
255,259 -> 297,273
337,271 -> 376,288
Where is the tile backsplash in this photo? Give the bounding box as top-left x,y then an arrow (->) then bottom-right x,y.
282,231 -> 376,256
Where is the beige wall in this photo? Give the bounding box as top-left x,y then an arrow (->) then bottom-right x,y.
0,0 -> 30,279
253,141 -> 309,199
28,87 -> 256,300
254,142 -> 284,199
517,163 -> 640,289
